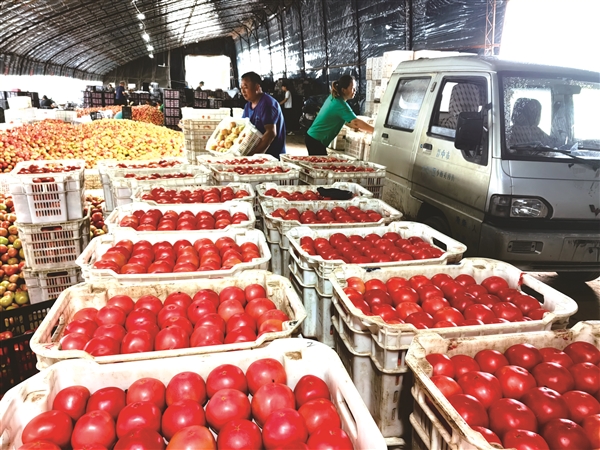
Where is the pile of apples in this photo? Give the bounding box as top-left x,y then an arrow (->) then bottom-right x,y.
209,122 -> 250,152
310,165 -> 375,173
263,188 -> 339,201
425,342 -> 600,449
225,166 -> 291,175
0,119 -> 184,169
85,194 -> 107,238
132,105 -> 164,126
76,106 -> 121,118
118,209 -> 250,231
343,274 -> 550,328
140,186 -> 251,204
270,206 -> 383,224
59,285 -> 291,356
92,237 -> 262,274
299,232 -> 444,263
18,361 -> 351,450
125,173 -> 195,181
0,194 -> 28,310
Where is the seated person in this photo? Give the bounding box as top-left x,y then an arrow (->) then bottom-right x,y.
507,98 -> 556,148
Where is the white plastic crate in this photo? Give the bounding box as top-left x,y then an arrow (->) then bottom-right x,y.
198,154 -> 277,166
76,228 -> 271,283
289,243 -> 318,286
210,161 -> 301,187
261,197 -> 403,250
406,321 -> 600,450
30,271 -> 306,368
17,214 -> 91,270
287,222 -> 467,295
54,110 -> 77,123
180,108 -> 230,120
105,201 -> 256,233
280,154 -> 357,165
132,182 -> 255,205
255,181 -> 373,203
333,309 -> 372,355
206,118 -> 263,156
10,160 -> 86,224
1,338 -> 387,450
0,174 -> 13,195
23,266 -> 82,304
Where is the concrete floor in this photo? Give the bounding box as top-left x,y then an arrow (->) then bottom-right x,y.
284,134 -> 600,324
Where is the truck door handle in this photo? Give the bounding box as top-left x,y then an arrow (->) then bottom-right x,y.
382,133 -> 389,139
422,143 -> 433,150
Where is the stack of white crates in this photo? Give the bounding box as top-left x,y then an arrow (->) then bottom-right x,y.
10,160 -> 87,304
180,108 -> 231,163
365,50 -> 413,119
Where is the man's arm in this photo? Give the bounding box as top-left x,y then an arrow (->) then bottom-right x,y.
249,124 -> 276,155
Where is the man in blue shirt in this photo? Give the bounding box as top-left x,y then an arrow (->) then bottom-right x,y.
241,72 -> 286,159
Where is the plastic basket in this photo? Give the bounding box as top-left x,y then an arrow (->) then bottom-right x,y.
31,271 -> 306,367
23,267 -> 82,304
0,299 -> 55,396
287,222 -> 467,295
2,338 -> 387,450
329,258 -> 579,369
17,213 -> 91,270
255,181 -> 374,203
105,201 -> 256,234
132,182 -> 255,205
0,174 -> 14,195
406,321 -> 600,450
9,160 -> 86,224
280,154 -> 357,164
210,162 -> 301,187
197,154 -> 277,166
297,160 -> 385,197
206,118 -> 263,156
76,228 -> 271,283
261,197 -> 403,249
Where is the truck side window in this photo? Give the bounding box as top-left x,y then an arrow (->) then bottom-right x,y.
431,78 -> 488,165
385,78 -> 430,131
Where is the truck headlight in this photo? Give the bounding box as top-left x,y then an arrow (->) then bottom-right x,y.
490,195 -> 551,218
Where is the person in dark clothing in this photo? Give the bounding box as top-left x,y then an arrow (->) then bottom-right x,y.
115,82 -> 128,106
241,72 -> 286,159
40,95 -> 56,108
196,81 -> 205,92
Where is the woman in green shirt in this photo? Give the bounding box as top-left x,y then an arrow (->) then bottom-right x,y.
305,75 -> 374,155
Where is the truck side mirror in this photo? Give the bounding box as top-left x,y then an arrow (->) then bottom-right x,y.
455,112 -> 483,151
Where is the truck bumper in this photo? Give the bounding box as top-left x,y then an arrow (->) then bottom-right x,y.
478,223 -> 600,272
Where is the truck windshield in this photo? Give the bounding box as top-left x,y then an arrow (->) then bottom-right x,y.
502,73 -> 600,163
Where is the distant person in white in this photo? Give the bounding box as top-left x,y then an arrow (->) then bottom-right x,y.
279,82 -> 293,135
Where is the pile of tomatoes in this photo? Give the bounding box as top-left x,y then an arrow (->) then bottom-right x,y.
310,165 -> 375,173
118,209 -> 250,231
263,188 -> 340,201
18,359 -> 353,449
298,232 -> 444,263
59,284 -> 290,356
426,341 -> 600,449
206,158 -> 273,165
139,186 -> 251,204
290,156 -> 349,163
224,167 -> 291,175
343,274 -> 549,327
114,160 -> 183,169
124,173 -> 195,180
92,237 -> 262,274
270,206 -> 383,225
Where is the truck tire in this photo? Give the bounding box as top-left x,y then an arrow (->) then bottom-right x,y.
423,215 -> 452,237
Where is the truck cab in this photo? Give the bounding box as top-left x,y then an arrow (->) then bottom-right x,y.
370,56 -> 600,280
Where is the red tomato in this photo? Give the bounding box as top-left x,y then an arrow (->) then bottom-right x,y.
489,398 -> 538,438
95,305 -> 127,327
245,298 -> 276,322
166,425 -> 216,450
157,304 -> 186,328
125,308 -> 157,332
426,354 -> 455,378
126,377 -> 166,411
246,358 -> 287,395
218,299 -> 245,323
205,388 -> 251,432
298,398 -> 341,434
531,362 -> 575,394
65,319 -> 98,339
454,274 -> 476,286
164,291 -> 193,309
116,401 -> 161,438
244,284 -> 267,301
502,430 -> 549,450
521,386 -> 570,426
59,332 -> 90,351
262,408 -> 308,450
451,355 -> 480,377
134,295 -> 163,315
21,410 -> 73,448
582,414 -> 600,448
504,343 -> 543,371
251,382 -> 295,427
94,324 -> 127,342
448,394 -> 489,428
166,371 -> 207,406
219,286 -> 247,307
474,349 -> 509,375
71,410 -> 116,449
481,276 -> 509,294
562,390 -> 600,424
463,304 -> 496,323
563,341 -> 600,365
431,375 -> 463,398
457,371 -> 502,409
16,443 -> 61,450
226,313 -> 257,334
195,313 -> 226,335
52,385 -> 90,421
541,418 -> 592,450
432,307 -> 464,325
161,400 -> 206,440
512,294 -> 541,315
72,307 -> 98,322
306,427 -> 353,450
120,330 -> 154,354
107,295 -> 135,315
86,387 -> 126,420
206,364 -> 248,398
540,347 -> 574,368
114,428 -> 165,450
224,326 -> 257,344
83,336 -> 120,357
569,362 -> 600,394
190,325 -> 224,347
472,426 -> 501,445
217,419 -> 262,450
154,326 -> 189,351
293,375 -> 331,408
496,365 -> 537,400
491,302 -> 524,321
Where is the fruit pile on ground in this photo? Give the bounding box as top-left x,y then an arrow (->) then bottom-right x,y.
0,119 -> 183,169
0,194 -> 28,310
76,106 -> 164,126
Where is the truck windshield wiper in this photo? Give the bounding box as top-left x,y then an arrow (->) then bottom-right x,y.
510,144 -> 600,171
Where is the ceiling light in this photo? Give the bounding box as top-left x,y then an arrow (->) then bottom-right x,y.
147,45 -> 154,51
139,23 -> 143,29
142,33 -> 150,42
149,54 -> 154,58
137,13 -> 145,20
